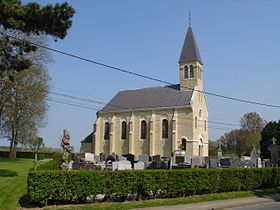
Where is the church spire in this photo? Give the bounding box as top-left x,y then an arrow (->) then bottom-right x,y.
179,22 -> 203,64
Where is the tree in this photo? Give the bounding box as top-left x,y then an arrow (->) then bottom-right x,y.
219,112 -> 266,157
219,129 -> 248,158
260,120 -> 280,159
0,66 -> 50,159
0,0 -> 74,159
240,112 -> 266,132
208,140 -> 218,156
0,0 -> 75,78
31,137 -> 44,170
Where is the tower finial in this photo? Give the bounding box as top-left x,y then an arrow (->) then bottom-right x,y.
189,12 -> 191,27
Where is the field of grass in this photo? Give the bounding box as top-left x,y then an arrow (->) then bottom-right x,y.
0,157 -> 35,210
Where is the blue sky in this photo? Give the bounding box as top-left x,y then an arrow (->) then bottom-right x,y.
2,0 -> 280,151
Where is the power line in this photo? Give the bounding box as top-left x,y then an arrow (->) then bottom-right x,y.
51,89 -> 241,127
49,96 -> 102,110
49,97 -> 233,131
50,91 -> 240,130
47,98 -> 99,111
51,91 -> 240,127
2,32 -> 280,109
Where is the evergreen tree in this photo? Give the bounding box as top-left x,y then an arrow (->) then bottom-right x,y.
0,0 -> 75,78
260,120 -> 280,159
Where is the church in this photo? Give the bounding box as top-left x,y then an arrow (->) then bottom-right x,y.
90,23 -> 208,158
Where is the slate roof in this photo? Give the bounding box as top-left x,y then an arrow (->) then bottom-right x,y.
179,26 -> 203,64
81,132 -> 93,143
100,85 -> 193,112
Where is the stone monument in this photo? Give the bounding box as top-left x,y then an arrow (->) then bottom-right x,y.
268,137 -> 280,167
250,146 -> 261,168
61,129 -> 72,170
217,140 -> 223,159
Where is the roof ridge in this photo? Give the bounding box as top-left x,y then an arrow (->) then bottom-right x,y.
117,84 -> 180,93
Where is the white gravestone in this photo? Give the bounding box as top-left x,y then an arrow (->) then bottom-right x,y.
112,161 -> 119,171
134,161 -> 145,170
85,153 -> 94,162
119,156 -> 127,161
118,160 -> 131,170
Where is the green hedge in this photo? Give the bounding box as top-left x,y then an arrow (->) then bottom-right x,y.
0,151 -> 53,160
27,168 -> 280,205
36,160 -> 61,170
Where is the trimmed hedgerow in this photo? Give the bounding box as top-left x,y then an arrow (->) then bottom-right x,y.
0,151 -> 53,159
27,168 -> 280,205
36,160 -> 61,170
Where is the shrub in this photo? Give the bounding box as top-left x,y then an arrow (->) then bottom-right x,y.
36,160 -> 61,170
27,168 -> 280,205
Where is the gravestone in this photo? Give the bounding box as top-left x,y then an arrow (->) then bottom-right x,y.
94,155 -> 100,163
85,153 -> 94,162
175,156 -> 185,164
152,155 -> 160,162
119,155 -> 127,161
122,154 -> 135,168
219,157 -> 230,168
250,146 -> 260,168
257,158 -> 262,168
72,162 -> 82,170
138,154 -> 149,164
241,156 -> 251,168
148,161 -> 168,170
268,137 -> 280,167
204,156 -> 210,167
209,157 -> 218,168
192,156 -> 201,167
161,157 -> 171,169
134,161 -> 145,170
100,153 -> 107,162
106,155 -> 116,163
111,152 -> 118,161
217,141 -> 223,158
112,161 -> 119,171
118,160 -> 132,170
172,162 -> 191,169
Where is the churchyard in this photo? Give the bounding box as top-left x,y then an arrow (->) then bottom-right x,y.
1,147 -> 280,209
1,131 -> 280,208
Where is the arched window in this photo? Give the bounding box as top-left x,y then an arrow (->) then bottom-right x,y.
195,116 -> 198,129
104,122 -> 110,140
190,65 -> 194,78
199,139 -> 203,156
184,65 -> 188,79
181,138 -> 187,151
204,120 -> 207,131
121,121 -> 127,139
199,110 -> 202,118
140,120 -> 147,139
198,66 -> 201,79
162,119 -> 168,138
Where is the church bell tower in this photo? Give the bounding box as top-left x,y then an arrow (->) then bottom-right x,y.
179,22 -> 203,92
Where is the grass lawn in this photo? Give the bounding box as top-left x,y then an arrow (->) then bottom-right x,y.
0,157 -> 36,210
